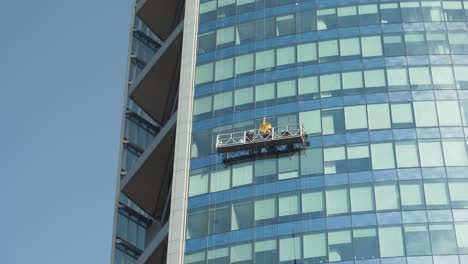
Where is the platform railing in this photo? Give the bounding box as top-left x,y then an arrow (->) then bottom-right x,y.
216,124 -> 306,152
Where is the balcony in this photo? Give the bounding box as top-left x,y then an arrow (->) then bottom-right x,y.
136,0 -> 184,40
136,223 -> 168,264
129,22 -> 183,124
120,113 -> 177,217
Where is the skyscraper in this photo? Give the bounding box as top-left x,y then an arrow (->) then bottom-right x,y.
113,0 -> 468,263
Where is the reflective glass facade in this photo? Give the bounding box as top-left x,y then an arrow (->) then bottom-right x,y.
185,0 -> 468,263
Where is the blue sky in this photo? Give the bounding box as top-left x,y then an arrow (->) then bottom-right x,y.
1,1 -> 132,263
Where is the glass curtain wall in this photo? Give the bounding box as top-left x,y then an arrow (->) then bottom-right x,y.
186,0 -> 468,264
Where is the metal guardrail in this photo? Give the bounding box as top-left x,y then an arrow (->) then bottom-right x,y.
216,124 -> 306,153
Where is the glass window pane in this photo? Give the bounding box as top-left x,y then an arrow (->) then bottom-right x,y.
405,32 -> 427,55
117,213 -> 128,240
324,146 -> 347,174
431,66 -> 455,87
347,144 -> 371,172
302,189 -> 325,217
218,0 -> 235,8
430,223 -> 458,254
255,158 -> 277,183
345,105 -> 367,130
395,141 -> 419,168
237,0 -> 254,6
387,68 -> 409,89
255,239 -> 278,264
379,226 -> 405,257
191,132 -> 212,158
236,21 -> 255,44
322,108 -> 345,135
279,193 -> 299,217
297,10 -> 317,33
231,243 -> 252,263
127,220 -> 137,245
443,140 -> 468,166
342,71 -> 363,91
380,3 -> 402,23
449,180 -> 468,208
401,1 -> 423,22
209,204 -> 231,234
185,251 -> 206,264
350,185 -> 374,213
300,148 -> 323,176
276,46 -> 296,66
422,1 -> 443,21
193,96 -> 212,116
362,36 -> 383,57
319,40 -> 339,62
383,34 -> 405,56
196,63 -> 214,85
368,104 -> 391,129
338,6 -> 358,27
353,228 -> 379,259
400,181 -> 425,209
449,31 -> 468,53
426,32 -> 449,54
210,168 -> 230,192
424,181 -> 449,208
276,14 -> 295,36
359,4 -> 379,26
298,76 -> 319,98
216,26 -> 235,46
454,66 -> 468,89
277,80 -> 296,99
255,50 -> 275,70
404,224 -> 432,256
340,38 -> 360,58
371,143 -> 395,170
189,170 -> 209,197
317,8 -> 337,30
213,91 -> 233,111
232,161 -> 253,187
303,232 -> 327,261
297,42 -> 317,63
255,83 -> 275,102
299,110 -> 321,134
215,58 -> 234,81
375,182 -> 400,211
409,67 -> 433,89
437,101 -> 462,126
326,186 -> 349,215
413,101 -> 438,127
364,69 -> 386,90
232,200 -> 253,230
461,101 -> 468,126
418,140 -> 444,167
255,197 -> 276,222
278,153 -> 299,180
328,230 -> 353,262
207,247 -> 229,263
391,103 -> 414,128
234,86 -> 253,107
280,237 -> 301,261
187,208 -> 209,239
235,53 -> 253,75
456,223 -> 468,254
320,73 -> 341,97
255,17 -> 276,40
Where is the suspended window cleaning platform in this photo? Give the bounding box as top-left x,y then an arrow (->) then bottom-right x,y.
216,117 -> 307,161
